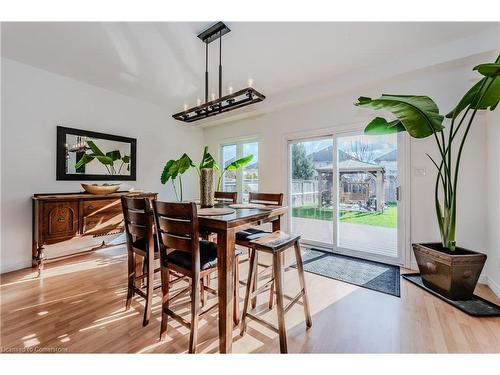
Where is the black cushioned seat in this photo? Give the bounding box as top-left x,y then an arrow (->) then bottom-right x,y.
162,241 -> 243,271
132,237 -> 159,253
236,227 -> 271,242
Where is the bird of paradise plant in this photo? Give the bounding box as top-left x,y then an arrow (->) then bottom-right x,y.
355,55 -> 500,251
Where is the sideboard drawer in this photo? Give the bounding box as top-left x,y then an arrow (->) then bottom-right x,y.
82,214 -> 124,236
42,201 -> 79,241
82,199 -> 121,217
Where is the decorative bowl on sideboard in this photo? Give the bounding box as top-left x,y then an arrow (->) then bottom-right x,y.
81,183 -> 121,195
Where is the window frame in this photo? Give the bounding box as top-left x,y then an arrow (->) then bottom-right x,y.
219,138 -> 259,202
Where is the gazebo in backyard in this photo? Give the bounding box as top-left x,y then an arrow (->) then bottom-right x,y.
316,159 -> 386,212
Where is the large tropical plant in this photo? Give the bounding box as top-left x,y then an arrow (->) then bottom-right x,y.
160,147 -> 254,201
74,140 -> 131,175
160,153 -> 194,201
355,55 -> 500,251
197,146 -> 254,190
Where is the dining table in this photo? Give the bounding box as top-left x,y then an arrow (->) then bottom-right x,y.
197,202 -> 287,353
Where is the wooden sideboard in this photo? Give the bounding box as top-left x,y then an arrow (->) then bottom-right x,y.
32,191 -> 157,276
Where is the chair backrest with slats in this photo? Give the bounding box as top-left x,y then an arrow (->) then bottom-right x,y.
248,192 -> 283,206
152,201 -> 200,272
215,191 -> 238,204
121,196 -> 154,255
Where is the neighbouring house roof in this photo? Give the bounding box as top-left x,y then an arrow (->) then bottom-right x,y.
374,149 -> 397,162
311,146 -> 351,162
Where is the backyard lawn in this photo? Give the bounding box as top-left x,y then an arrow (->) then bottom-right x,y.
292,203 -> 397,228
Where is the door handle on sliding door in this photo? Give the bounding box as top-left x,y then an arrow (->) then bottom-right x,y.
396,186 -> 401,201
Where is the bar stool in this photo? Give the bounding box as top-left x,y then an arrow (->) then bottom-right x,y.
240,231 -> 312,353
121,196 -> 160,326
236,192 -> 284,309
152,201 -> 241,353
201,191 -> 241,324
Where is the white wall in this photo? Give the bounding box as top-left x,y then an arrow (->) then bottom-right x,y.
0,58 -> 204,273
486,104 -> 500,295
485,26 -> 500,295
203,58 -> 490,275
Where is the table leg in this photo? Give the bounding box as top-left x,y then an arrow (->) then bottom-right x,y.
217,228 -> 235,354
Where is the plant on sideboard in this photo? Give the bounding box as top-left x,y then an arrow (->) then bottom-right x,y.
355,54 -> 499,300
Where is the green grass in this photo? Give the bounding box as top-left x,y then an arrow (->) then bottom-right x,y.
292,203 -> 397,228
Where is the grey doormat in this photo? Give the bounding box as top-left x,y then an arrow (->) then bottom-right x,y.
402,273 -> 500,317
291,249 -> 400,297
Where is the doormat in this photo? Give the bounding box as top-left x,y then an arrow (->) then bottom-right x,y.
291,249 -> 400,297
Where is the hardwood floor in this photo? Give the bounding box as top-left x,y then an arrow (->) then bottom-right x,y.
1,246 -> 500,353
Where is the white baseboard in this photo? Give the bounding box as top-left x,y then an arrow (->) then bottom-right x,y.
486,276 -> 500,298
0,260 -> 32,274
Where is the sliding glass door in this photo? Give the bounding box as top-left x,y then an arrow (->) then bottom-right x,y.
288,131 -> 405,265
289,137 -> 334,247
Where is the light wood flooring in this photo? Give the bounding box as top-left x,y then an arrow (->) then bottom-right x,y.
1,246 -> 500,353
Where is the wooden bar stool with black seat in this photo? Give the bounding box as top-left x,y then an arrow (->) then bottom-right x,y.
240,231 -> 312,354
235,192 -> 283,309
152,201 -> 240,353
121,196 -> 161,326
199,191 -> 241,324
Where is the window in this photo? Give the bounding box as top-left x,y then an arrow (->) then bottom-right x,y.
220,140 -> 258,203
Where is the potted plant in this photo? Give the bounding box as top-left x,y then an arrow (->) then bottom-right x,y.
160,153 -> 193,201
160,147 -> 253,203
355,55 -> 499,300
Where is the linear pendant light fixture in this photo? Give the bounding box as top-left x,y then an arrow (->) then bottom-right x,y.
172,22 -> 265,123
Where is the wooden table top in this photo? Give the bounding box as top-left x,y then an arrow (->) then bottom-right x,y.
197,202 -> 287,230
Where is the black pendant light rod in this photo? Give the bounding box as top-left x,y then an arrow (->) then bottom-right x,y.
219,31 -> 222,100
205,42 -> 209,103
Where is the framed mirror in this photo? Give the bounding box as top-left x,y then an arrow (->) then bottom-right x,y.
56,126 -> 137,181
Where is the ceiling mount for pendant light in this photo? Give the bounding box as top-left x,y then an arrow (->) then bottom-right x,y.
172,22 -> 265,123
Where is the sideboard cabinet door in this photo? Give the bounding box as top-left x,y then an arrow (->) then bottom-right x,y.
42,202 -> 79,243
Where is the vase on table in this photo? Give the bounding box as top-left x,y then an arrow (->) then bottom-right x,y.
200,168 -> 215,208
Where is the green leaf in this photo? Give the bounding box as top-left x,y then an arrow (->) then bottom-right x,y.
364,117 -> 406,135
355,94 -> 444,138
121,155 -> 130,163
161,159 -> 175,184
106,150 -> 121,161
447,55 -> 500,119
74,153 -> 94,170
177,153 -> 193,174
86,140 -> 105,156
94,155 -> 114,165
225,155 -> 254,171
199,146 -> 220,170
473,63 -> 500,77
446,76 -> 500,118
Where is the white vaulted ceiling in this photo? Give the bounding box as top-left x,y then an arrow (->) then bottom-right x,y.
2,22 -> 498,124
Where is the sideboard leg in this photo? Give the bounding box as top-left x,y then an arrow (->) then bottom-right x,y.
36,246 -> 46,277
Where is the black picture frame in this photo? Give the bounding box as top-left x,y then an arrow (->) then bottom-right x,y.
56,126 -> 137,181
